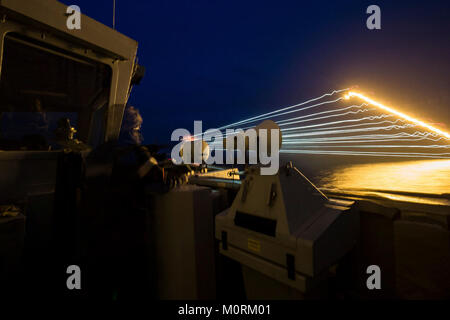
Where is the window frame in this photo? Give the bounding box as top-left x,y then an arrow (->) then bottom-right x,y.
0,22 -> 118,149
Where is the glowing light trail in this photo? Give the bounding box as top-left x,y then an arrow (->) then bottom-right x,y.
282,137 -> 448,144
280,114 -> 394,132
346,92 -> 450,139
200,88 -> 450,161
282,144 -> 450,148
281,119 -> 406,133
296,132 -> 439,140
214,88 -> 348,130
280,150 -> 450,159
215,123 -> 423,142
277,108 -> 372,127
221,110 -> 386,138
282,124 -> 416,138
276,104 -> 367,124
222,97 -> 344,129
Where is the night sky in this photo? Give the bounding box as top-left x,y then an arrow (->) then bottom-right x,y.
59,0 -> 450,144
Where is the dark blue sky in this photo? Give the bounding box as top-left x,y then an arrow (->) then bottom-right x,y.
60,0 -> 450,144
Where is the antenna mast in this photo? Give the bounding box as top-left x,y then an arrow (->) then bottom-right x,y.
113,0 -> 116,29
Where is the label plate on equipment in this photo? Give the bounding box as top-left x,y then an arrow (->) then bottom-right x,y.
247,238 -> 261,252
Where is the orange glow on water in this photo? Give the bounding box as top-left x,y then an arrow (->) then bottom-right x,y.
320,159 -> 450,196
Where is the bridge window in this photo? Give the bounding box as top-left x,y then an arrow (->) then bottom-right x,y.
0,33 -> 111,150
